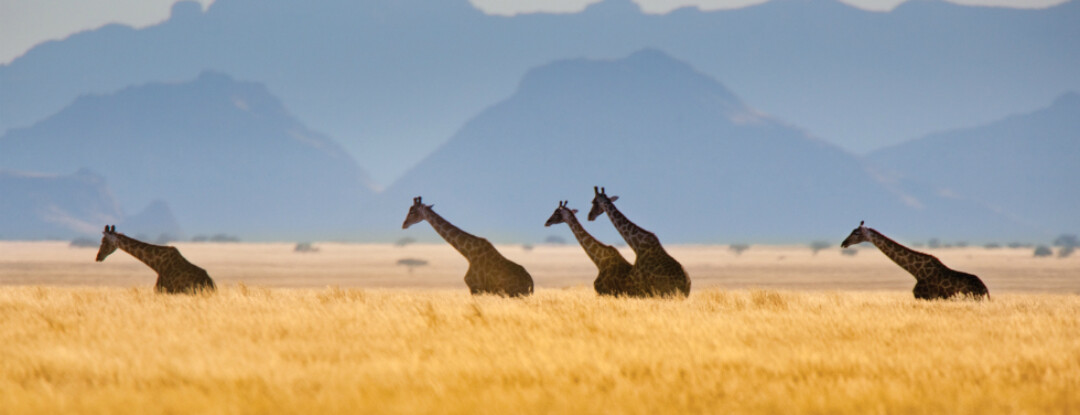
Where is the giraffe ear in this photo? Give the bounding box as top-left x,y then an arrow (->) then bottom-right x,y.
609,196 -> 619,202
572,209 -> 579,214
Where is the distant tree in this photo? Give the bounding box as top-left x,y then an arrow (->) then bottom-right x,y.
394,237 -> 416,247
983,243 -> 1001,249
1033,245 -> 1053,258
1059,246 -> 1075,258
1007,242 -> 1030,249
954,241 -> 968,248
729,244 -> 750,256
69,237 -> 98,248
210,234 -> 241,243
927,238 -> 941,249
1053,234 -> 1078,248
544,235 -> 566,245
522,244 -> 535,252
397,258 -> 428,274
840,248 -> 858,256
294,242 -> 319,253
154,233 -> 178,245
809,241 -> 831,256
191,235 -> 209,242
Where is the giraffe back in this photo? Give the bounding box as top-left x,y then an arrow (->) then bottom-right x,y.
463,242 -> 533,297
914,268 -> 989,300
155,247 -> 217,294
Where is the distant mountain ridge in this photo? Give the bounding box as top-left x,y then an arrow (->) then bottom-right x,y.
0,72 -> 377,240
868,91 -> 1080,235
375,50 -> 1029,244
0,169 -> 123,239
2,0 -> 1077,185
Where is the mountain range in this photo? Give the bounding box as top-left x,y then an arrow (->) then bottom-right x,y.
868,92 -> 1080,235
379,50 -> 1032,244
2,0 -> 1077,186
0,169 -> 122,240
0,48 -> 1073,242
0,72 -> 376,239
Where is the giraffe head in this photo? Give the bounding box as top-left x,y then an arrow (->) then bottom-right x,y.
587,186 -> 618,221
841,221 -> 870,248
544,200 -> 579,227
402,196 -> 432,229
96,225 -> 120,261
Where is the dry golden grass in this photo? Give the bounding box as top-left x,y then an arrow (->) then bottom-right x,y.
2,287 -> 1078,414
1,242 -> 1078,413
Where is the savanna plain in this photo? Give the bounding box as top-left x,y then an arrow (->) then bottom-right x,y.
1,241 -> 1078,414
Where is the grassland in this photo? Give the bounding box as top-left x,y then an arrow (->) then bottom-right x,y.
1,242 -> 1078,413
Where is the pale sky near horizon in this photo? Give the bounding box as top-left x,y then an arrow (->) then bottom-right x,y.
0,0 -> 1068,65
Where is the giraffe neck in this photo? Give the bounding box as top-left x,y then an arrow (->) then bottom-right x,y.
421,207 -> 486,260
599,199 -> 661,256
115,234 -> 174,273
562,210 -> 620,268
866,228 -> 936,281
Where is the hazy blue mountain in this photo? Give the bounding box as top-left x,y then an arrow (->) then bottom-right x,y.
0,169 -> 123,239
2,0 -> 1077,186
868,92 -> 1080,235
122,200 -> 185,242
374,50 -> 1028,244
0,72 -> 376,240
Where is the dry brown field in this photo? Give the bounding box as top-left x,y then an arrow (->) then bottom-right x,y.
2,241 -> 1077,292
1,241 -> 1078,414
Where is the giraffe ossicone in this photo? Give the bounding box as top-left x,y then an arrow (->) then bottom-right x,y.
841,221 -> 989,300
96,225 -> 216,294
403,196 -> 533,297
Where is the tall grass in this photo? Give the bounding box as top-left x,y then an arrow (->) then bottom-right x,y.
1,286 -> 1078,414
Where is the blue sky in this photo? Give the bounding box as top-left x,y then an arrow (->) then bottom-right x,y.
0,0 -> 1067,65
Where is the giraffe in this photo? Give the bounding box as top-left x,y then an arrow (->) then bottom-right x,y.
95,225 -> 216,294
588,187 -> 690,297
402,197 -> 533,297
841,221 -> 989,300
545,200 -> 633,296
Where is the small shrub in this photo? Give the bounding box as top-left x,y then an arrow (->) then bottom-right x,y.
927,238 -> 941,249
729,244 -> 750,256
395,237 -> 416,247
544,235 -> 567,245
294,242 -> 319,253
522,244 -> 534,252
69,237 -> 98,248
954,241 -> 968,248
191,235 -> 209,242
809,241 -> 831,256
397,258 -> 429,274
1034,245 -> 1053,258
841,248 -> 858,256
1053,234 -> 1078,248
1059,246 -> 1075,258
210,234 -> 241,243
983,243 -> 1001,249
